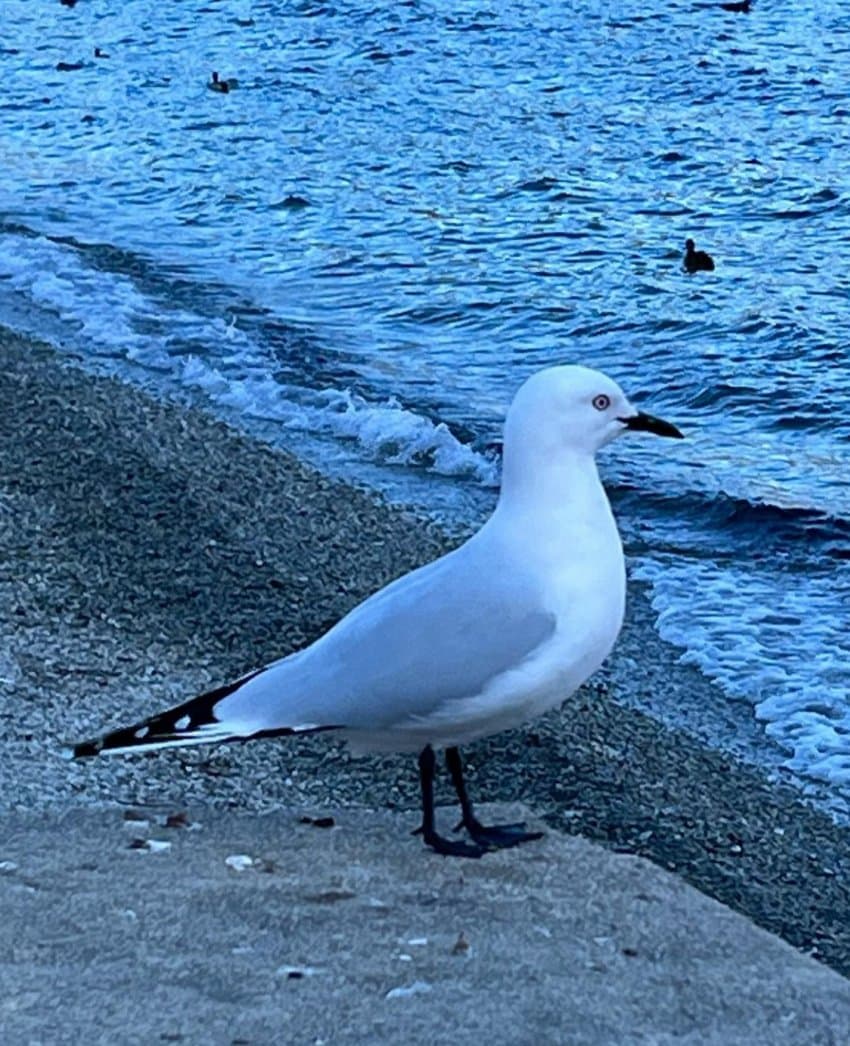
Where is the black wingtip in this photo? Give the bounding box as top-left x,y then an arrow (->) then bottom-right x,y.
66,668 -> 268,759
70,738 -> 103,759
65,667 -> 344,761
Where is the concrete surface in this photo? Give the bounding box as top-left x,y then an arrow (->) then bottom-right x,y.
2,805 -> 849,1046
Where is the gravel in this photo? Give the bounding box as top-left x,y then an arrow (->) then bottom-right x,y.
2,326 -> 849,976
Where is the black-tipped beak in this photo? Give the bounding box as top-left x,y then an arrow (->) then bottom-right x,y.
619,411 -> 684,439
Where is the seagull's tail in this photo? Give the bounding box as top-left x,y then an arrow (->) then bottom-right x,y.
69,668 -> 338,759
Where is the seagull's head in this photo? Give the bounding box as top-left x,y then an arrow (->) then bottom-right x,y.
505,365 -> 683,461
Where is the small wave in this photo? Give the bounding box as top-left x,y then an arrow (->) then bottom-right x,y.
182,354 -> 499,484
614,480 -> 850,563
633,554 -> 850,794
0,231 -> 498,488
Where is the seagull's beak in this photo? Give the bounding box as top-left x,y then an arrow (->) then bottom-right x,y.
619,411 -> 684,439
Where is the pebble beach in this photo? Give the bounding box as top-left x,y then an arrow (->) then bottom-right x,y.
2,327 -> 850,1042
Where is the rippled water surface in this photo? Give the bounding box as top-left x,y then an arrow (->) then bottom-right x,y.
1,1 -> 849,806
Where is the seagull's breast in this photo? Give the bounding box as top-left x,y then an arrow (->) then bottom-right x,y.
544,544 -> 625,693
507,508 -> 626,722
368,503 -> 626,752
548,505 -> 626,653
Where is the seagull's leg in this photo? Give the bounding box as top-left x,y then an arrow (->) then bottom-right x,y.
416,745 -> 487,858
446,746 -> 544,849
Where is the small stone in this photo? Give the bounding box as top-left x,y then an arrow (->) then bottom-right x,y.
128,838 -> 172,853
385,981 -> 432,1000
276,964 -> 320,979
225,854 -> 255,872
303,889 -> 356,903
451,932 -> 470,956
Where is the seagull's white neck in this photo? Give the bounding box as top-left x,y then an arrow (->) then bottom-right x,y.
496,443 -> 610,524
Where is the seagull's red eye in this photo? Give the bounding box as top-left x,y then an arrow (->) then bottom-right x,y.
592,394 -> 611,411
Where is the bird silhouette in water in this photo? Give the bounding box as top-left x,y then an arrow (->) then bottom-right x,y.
208,71 -> 238,94
683,239 -> 715,274
721,0 -> 751,12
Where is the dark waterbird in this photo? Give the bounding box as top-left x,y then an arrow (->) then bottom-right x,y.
684,238 -> 715,274
70,366 -> 682,859
208,71 -> 238,94
721,0 -> 752,11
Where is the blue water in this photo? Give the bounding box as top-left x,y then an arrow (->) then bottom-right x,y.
2,1 -> 849,805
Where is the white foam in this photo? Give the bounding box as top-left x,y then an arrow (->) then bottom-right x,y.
0,233 -> 497,487
320,388 -> 498,482
633,555 -> 850,794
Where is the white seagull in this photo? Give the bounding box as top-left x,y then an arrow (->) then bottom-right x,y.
73,365 -> 683,857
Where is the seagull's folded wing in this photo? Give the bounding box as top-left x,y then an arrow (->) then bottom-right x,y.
213,538 -> 556,738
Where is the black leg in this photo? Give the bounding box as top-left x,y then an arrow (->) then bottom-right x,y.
446,746 -> 544,849
416,745 -> 486,858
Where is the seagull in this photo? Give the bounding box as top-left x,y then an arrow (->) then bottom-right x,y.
683,238 -> 715,274
72,365 -> 683,858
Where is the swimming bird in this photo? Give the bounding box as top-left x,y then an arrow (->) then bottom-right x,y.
72,366 -> 683,858
208,71 -> 237,93
721,0 -> 752,12
683,238 -> 715,273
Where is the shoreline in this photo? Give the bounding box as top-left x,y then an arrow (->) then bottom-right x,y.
2,327 -> 850,977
